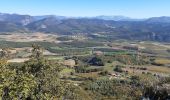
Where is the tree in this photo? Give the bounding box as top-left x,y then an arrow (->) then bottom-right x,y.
0,59 -> 36,99
84,78 -> 141,99
88,56 -> 104,66
31,44 -> 43,60
0,48 -> 10,59
64,83 -> 92,100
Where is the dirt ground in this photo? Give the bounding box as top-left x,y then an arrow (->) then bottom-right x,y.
123,65 -> 170,77
8,58 -> 29,63
0,33 -> 58,42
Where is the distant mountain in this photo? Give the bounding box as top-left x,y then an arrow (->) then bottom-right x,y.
0,21 -> 26,32
26,17 -> 170,42
94,15 -> 131,21
146,16 -> 170,23
1,13 -> 170,42
33,15 -> 67,21
27,16 -> 63,33
0,13 -> 34,25
94,15 -> 145,21
27,17 -> 115,34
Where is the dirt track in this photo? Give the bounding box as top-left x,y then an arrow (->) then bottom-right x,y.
8,58 -> 29,63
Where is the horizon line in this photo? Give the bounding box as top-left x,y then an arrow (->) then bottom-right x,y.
1,12 -> 170,19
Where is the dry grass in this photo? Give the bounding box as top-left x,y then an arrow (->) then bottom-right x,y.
147,66 -> 170,73
8,58 -> 29,63
0,33 -> 58,42
155,58 -> 170,64
123,65 -> 170,75
76,72 -> 99,78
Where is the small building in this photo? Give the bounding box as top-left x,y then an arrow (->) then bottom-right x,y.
94,51 -> 103,56
9,49 -> 17,54
64,59 -> 76,67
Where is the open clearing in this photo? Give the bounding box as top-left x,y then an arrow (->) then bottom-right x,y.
8,58 -> 29,63
0,33 -> 59,42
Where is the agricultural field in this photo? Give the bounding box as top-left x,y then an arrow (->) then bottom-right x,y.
0,33 -> 170,99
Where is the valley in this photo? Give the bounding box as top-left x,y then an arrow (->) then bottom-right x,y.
1,33 -> 170,99
0,14 -> 170,99
1,32 -> 170,75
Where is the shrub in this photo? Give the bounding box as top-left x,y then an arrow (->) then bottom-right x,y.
140,67 -> 147,70
88,56 -> 105,66
114,65 -> 123,73
99,70 -> 109,76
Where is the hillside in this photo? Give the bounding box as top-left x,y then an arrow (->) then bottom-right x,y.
1,13 -> 170,42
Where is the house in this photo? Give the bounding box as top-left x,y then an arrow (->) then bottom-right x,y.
94,51 -> 103,56
64,59 -> 76,67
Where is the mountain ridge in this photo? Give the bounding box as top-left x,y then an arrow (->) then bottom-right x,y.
1,13 -> 170,42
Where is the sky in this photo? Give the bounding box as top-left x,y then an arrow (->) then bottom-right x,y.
0,0 -> 170,18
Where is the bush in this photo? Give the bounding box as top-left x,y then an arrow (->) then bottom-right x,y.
140,67 -> 147,70
88,56 -> 105,66
99,70 -> 109,76
114,65 -> 123,73
107,60 -> 112,63
70,72 -> 74,75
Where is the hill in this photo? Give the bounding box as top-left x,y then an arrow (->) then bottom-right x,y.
146,16 -> 170,23
1,13 -> 170,42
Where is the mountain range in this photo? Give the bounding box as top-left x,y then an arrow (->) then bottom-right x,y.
1,13 -> 170,42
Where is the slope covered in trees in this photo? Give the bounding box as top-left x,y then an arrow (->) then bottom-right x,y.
1,13 -> 170,42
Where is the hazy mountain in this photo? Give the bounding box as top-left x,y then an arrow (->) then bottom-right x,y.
27,18 -> 115,34
0,13 -> 34,25
146,16 -> 170,23
0,21 -> 26,32
26,17 -> 170,42
33,15 -> 67,20
94,15 -> 145,21
94,15 -> 131,21
27,16 -> 63,33
1,13 -> 170,42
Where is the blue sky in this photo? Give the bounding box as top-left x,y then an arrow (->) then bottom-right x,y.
0,0 -> 170,18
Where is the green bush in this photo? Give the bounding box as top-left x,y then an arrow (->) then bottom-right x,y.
114,65 -> 123,73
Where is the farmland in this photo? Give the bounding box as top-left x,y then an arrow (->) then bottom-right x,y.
0,33 -> 170,99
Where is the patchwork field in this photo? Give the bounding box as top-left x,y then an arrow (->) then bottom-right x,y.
0,33 -> 170,100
